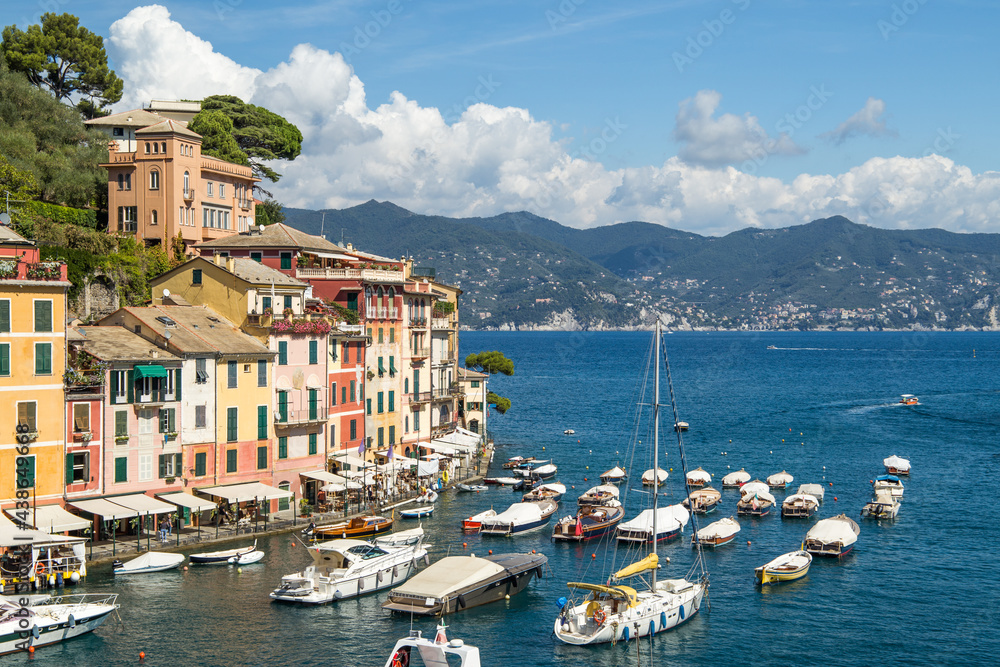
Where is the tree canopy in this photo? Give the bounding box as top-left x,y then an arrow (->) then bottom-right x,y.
255,199 -> 285,226
1,12 -> 122,117
190,95 -> 302,186
464,351 -> 515,376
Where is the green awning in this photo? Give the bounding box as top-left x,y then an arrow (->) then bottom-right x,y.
378,357 -> 386,373
389,358 -> 397,373
134,364 -> 168,379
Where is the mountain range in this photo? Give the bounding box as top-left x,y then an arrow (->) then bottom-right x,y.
281,202 -> 1000,330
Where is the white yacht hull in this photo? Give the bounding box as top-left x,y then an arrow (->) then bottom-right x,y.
0,596 -> 118,656
554,582 -> 704,645
270,547 -> 426,605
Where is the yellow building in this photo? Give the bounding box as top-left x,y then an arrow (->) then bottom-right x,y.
0,228 -> 70,511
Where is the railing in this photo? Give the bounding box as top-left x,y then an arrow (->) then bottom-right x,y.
238,198 -> 252,210
409,317 -> 427,328
294,267 -> 405,284
389,307 -> 398,320
0,259 -> 68,282
275,407 -> 328,426
411,391 -> 432,403
108,152 -> 137,164
431,317 -> 452,330
432,420 -> 458,436
410,347 -> 430,358
183,188 -> 195,200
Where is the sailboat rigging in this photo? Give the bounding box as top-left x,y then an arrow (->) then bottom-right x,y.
554,319 -> 709,645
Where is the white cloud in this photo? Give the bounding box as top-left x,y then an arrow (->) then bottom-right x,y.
672,90 -> 805,168
821,97 -> 896,145
107,7 -> 1000,236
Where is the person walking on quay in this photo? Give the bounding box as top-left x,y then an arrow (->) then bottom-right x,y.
158,518 -> 169,541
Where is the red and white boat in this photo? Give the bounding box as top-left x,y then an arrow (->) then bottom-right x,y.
462,509 -> 496,532
898,394 -> 918,405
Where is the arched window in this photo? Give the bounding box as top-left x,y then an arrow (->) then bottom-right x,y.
377,287 -> 385,314
144,142 -> 150,154
150,210 -> 158,225
183,171 -> 190,194
161,142 -> 167,153
150,170 -> 159,190
117,174 -> 124,190
365,287 -> 372,309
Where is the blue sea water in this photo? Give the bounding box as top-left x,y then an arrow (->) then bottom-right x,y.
18,331 -> 1000,666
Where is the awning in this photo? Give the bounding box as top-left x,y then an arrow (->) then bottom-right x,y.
157,492 -> 218,512
420,441 -> 464,456
330,453 -> 370,471
378,357 -> 386,373
134,364 -> 168,379
300,470 -> 345,484
389,358 -> 397,373
103,493 -> 176,515
0,513 -> 55,547
69,498 -> 139,521
6,505 -> 91,533
199,482 -> 294,502
310,251 -> 354,261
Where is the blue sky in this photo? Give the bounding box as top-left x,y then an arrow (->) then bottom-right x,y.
3,1 -> 998,234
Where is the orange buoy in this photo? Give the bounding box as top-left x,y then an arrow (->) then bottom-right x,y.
834,497 -> 838,501
488,550 -> 493,555
140,651 -> 145,660
747,540 -> 751,546
583,477 -> 587,481
28,647 -> 35,654
462,542 -> 467,548
829,482 -> 833,486
532,549 -> 536,554
592,553 -> 597,559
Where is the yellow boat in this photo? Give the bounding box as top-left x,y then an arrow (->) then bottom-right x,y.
754,550 -> 812,585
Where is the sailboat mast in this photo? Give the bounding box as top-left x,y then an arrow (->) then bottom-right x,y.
652,319 -> 660,587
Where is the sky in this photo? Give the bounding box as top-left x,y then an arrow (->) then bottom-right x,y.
3,0 -> 999,236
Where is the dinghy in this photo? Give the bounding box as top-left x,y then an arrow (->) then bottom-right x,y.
721,469 -> 751,488
767,470 -> 794,489
755,550 -> 812,585
190,541 -> 258,565
113,551 -> 185,574
522,482 -> 566,502
686,467 -> 711,487
692,516 -> 740,547
462,508 -> 497,533
229,550 -> 264,565
401,505 -> 433,519
480,500 -> 558,535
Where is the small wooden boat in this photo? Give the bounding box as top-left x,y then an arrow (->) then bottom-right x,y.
457,483 -> 488,492
686,467 -> 711,488
484,476 -> 521,486
767,470 -> 794,489
692,516 -> 740,547
899,394 -> 918,405
883,454 -> 911,476
522,482 -> 566,502
641,468 -> 668,486
674,421 -> 689,431
872,475 -> 904,499
313,514 -> 393,540
190,541 -> 257,565
737,489 -> 776,516
462,508 -> 496,532
796,483 -> 825,503
781,493 -> 820,518
577,484 -> 620,507
480,500 -> 558,536
755,550 -> 812,585
861,492 -> 900,519
113,551 -> 185,574
600,466 -> 628,485
502,456 -> 532,469
721,469 -> 750,488
552,503 -> 624,542
803,514 -> 860,557
616,504 -> 689,543
229,550 -> 264,565
682,487 -> 721,514
401,505 -> 433,519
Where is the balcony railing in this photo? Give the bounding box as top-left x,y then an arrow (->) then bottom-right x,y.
183,188 -> 195,201
410,347 -> 430,358
409,317 -> 427,328
238,197 -> 252,210
294,267 -> 405,284
0,259 -> 69,282
275,407 -> 328,426
411,391 -> 432,403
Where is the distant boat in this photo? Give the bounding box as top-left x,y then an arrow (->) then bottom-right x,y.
883,455 -> 911,476
462,509 -> 497,533
190,541 -> 257,565
682,487 -> 721,514
552,503 -> 625,542
382,621 -> 481,667
616,504 -> 689,544
229,550 -> 264,565
642,468 -> 668,486
873,475 -> 904,499
766,345 -> 777,350
674,421 -> 689,431
502,456 -> 532,469
737,487 -> 776,516
692,517 -> 740,547
755,550 -> 812,585
861,492 -> 900,519
686,467 -> 711,487
522,482 -> 567,503
721,469 -> 751,488
479,500 -> 558,535
401,506 -> 433,519
796,483 -> 825,503
803,514 -> 860,557
113,551 -> 185,575
457,483 -> 487,492
599,466 -> 628,485
899,394 -> 919,405
564,429 -> 576,435
484,477 -> 521,486
313,514 -> 393,540
577,484 -> 620,507
781,493 -> 820,518
767,470 -> 794,489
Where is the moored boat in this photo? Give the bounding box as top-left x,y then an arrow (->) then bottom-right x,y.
400,505 -> 433,519
873,475 -> 904,499
642,468 -> 668,486
899,394 -> 918,405
382,552 -> 546,616
552,504 -> 624,542
861,492 -> 900,519
781,493 -> 820,518
457,483 -> 488,492
383,622 -> 481,667
113,551 -> 185,574
616,504 -> 690,543
767,470 -> 794,489
682,487 -> 722,514
522,482 -> 567,503
686,467 -> 711,487
736,488 -> 776,516
480,500 -> 558,536
674,421 -> 689,431
803,514 -> 860,557
599,466 -> 628,485
190,540 -> 258,565
483,476 -> 521,486
462,509 -> 496,532
796,483 -> 825,502
721,468 -> 751,488
229,550 -> 264,565
577,484 -> 620,507
883,454 -> 911,476
517,463 -> 557,480
0,594 -> 119,656
754,550 -> 812,585
312,514 -> 393,540
692,516 -> 740,547
502,456 -> 532,469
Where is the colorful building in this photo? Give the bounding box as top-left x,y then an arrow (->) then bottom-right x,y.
0,227 -> 70,512
457,367 -> 489,436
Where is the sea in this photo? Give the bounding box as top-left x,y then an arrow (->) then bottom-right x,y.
18,331 -> 1000,666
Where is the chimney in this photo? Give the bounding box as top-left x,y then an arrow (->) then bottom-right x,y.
226,256 -> 235,273
213,253 -> 224,267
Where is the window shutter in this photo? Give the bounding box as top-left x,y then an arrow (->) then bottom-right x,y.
308,433 -> 317,455
159,409 -> 168,433
35,301 -> 52,332
309,340 -> 318,365
195,452 -> 206,477
159,454 -> 168,478
115,457 -> 128,483
127,370 -> 134,403
110,370 -> 119,403
228,360 -> 237,388
389,391 -> 394,412
389,426 -> 395,444
66,453 -> 75,485
175,369 -> 182,400
174,453 -> 183,473
258,360 -> 267,387
377,392 -> 383,414
115,410 -> 127,437
0,300 -> 9,332
0,344 -> 9,376
309,389 -> 318,420
257,405 -> 267,440
227,407 -> 238,441
168,408 -> 176,432
278,341 -> 288,365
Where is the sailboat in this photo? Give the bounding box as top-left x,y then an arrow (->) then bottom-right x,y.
554,319 -> 708,646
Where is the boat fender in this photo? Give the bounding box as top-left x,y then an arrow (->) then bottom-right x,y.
679,604 -> 685,620
423,554 -> 430,567
457,594 -> 466,609
68,614 -> 76,629
32,624 -> 40,639
334,590 -> 343,599
660,611 -> 667,628
358,578 -> 364,590
622,625 -> 629,642
377,570 -> 384,583
393,565 -> 399,578
649,620 -> 656,635
535,566 -> 543,580
556,596 -> 568,609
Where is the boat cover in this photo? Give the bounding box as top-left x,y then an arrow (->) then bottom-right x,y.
531,464 -> 557,476
740,481 -> 770,497
796,484 -> 825,501
767,471 -> 794,485
739,490 -> 776,505
883,455 -> 911,470
642,469 -> 668,483
584,484 -> 620,498
567,582 -> 638,606
619,504 -> 689,532
875,475 -> 900,483
722,470 -> 751,485
869,492 -> 897,506
537,483 -> 566,495
696,517 -> 741,540
485,503 -> 543,525
390,556 -> 507,598
783,494 -> 819,507
686,468 -> 712,483
601,466 -> 627,479
688,488 -> 721,502
613,554 -> 658,579
118,551 -> 185,572
806,515 -> 860,546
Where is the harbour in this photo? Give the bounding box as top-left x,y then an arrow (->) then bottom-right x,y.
12,330 -> 1000,665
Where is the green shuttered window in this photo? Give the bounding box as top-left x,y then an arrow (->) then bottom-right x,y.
35,342 -> 52,375
308,432 -> 317,455
257,405 -> 268,440
227,407 -> 238,442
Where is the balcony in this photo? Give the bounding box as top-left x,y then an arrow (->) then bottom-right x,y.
246,313 -> 272,327
410,347 -> 430,359
72,430 -> 93,442
431,317 -> 453,330
274,407 -> 329,427
65,369 -> 105,398
409,317 -> 427,328
183,188 -> 195,201
431,386 -> 462,401
0,259 -> 69,282
238,197 -> 252,210
411,391 -> 432,403
294,267 -> 405,285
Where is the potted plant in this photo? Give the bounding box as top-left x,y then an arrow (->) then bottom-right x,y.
299,498 -> 313,517
165,476 -> 176,485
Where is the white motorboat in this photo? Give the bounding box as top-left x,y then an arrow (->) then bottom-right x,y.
514,462 -> 557,480
692,516 -> 741,547
480,500 -> 558,535
873,475 -> 904,499
374,526 -> 427,547
796,483 -> 825,502
803,514 -> 860,557
686,467 -> 711,487
383,622 -> 481,667
767,470 -> 794,489
564,429 -> 575,435
457,484 -> 488,492
190,540 -> 258,565
721,469 -> 751,487
483,477 -> 521,486
577,484 -> 620,506
229,550 -> 264,565
416,490 -> 439,503
113,551 -> 185,574
462,509 -> 497,532
0,594 -> 119,656
270,529 -> 428,604
861,492 -> 900,519
554,322 -> 707,646
883,454 -> 911,476
401,505 -> 433,519
616,504 -> 690,543
642,468 -> 668,486
600,466 -> 628,485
